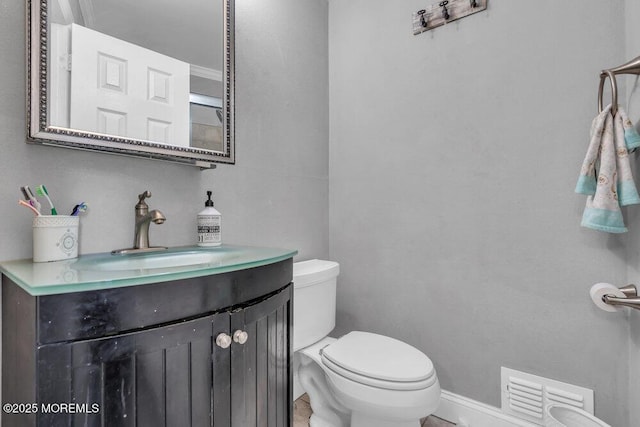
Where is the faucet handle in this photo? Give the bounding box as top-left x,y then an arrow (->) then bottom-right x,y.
136,191 -> 152,208
138,191 -> 152,202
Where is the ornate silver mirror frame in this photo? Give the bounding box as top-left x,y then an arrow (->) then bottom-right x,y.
27,0 -> 235,169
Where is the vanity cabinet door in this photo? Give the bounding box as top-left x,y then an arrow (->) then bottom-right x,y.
229,285 -> 292,427
36,313 -> 227,427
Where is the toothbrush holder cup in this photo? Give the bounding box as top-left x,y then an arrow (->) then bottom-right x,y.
32,215 -> 79,262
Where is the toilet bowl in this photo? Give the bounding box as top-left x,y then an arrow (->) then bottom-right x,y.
545,404 -> 611,427
293,260 -> 441,427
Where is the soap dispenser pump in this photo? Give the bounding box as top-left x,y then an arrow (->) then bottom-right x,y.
197,191 -> 221,247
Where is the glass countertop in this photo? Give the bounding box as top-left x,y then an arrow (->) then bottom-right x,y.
0,245 -> 297,296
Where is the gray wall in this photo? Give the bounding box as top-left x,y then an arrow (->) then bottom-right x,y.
0,0 -> 329,262
329,0 -> 630,425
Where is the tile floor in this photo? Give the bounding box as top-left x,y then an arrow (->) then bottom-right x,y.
294,394 -> 455,427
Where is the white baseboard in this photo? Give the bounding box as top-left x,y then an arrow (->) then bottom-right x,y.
433,389 -> 538,427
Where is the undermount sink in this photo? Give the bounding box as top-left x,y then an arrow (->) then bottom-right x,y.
73,248 -> 233,272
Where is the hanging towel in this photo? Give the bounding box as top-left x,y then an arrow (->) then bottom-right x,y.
619,107 -> 640,150
575,104 -> 640,233
613,110 -> 640,206
576,106 -> 610,196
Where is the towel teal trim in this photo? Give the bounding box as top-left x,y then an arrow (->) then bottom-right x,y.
625,127 -> 640,150
618,180 -> 640,206
575,175 -> 596,195
581,207 -> 627,233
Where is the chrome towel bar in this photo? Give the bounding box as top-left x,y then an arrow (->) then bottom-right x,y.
598,55 -> 640,117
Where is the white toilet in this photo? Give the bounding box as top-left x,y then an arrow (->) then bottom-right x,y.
293,259 -> 441,427
544,404 -> 611,427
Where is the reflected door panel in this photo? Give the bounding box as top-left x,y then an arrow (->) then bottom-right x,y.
68,23 -> 190,146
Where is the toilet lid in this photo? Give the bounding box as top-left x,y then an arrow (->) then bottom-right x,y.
320,331 -> 435,386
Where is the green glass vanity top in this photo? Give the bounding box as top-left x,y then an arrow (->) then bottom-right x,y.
0,245 -> 297,296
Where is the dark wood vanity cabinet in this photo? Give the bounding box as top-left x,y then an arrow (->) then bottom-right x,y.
227,287 -> 291,426
2,260 -> 293,427
37,313 -> 222,427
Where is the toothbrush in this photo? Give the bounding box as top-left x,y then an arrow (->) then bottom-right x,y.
21,186 -> 41,213
70,202 -> 88,216
35,185 -> 57,215
18,200 -> 41,216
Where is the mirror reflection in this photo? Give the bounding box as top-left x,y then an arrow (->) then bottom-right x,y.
28,0 -> 234,167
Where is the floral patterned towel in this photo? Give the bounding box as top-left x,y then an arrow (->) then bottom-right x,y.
576,105 -> 640,233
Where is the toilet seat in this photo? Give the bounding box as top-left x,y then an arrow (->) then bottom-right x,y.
320,331 -> 437,391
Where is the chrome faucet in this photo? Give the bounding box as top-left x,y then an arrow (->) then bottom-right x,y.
112,191 -> 167,255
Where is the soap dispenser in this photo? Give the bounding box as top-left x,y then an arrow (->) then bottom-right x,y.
197,191 -> 222,247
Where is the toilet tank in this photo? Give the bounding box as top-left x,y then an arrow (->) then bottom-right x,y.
293,259 -> 339,351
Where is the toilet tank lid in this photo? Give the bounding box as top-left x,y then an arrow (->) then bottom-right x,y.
293,259 -> 339,288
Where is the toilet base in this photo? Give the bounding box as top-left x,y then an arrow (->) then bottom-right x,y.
300,357 -> 350,427
351,412 -> 420,427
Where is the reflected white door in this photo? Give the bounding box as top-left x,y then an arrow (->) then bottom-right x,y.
69,23 -> 190,146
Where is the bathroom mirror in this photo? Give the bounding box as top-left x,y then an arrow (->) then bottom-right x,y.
27,0 -> 235,168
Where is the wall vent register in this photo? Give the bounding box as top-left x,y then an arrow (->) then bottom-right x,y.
500,367 -> 594,425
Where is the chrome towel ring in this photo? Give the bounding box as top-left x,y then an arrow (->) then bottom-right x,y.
598,70 -> 618,116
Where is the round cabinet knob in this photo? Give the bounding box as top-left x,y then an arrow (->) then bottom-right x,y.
233,330 -> 249,345
215,333 -> 232,349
